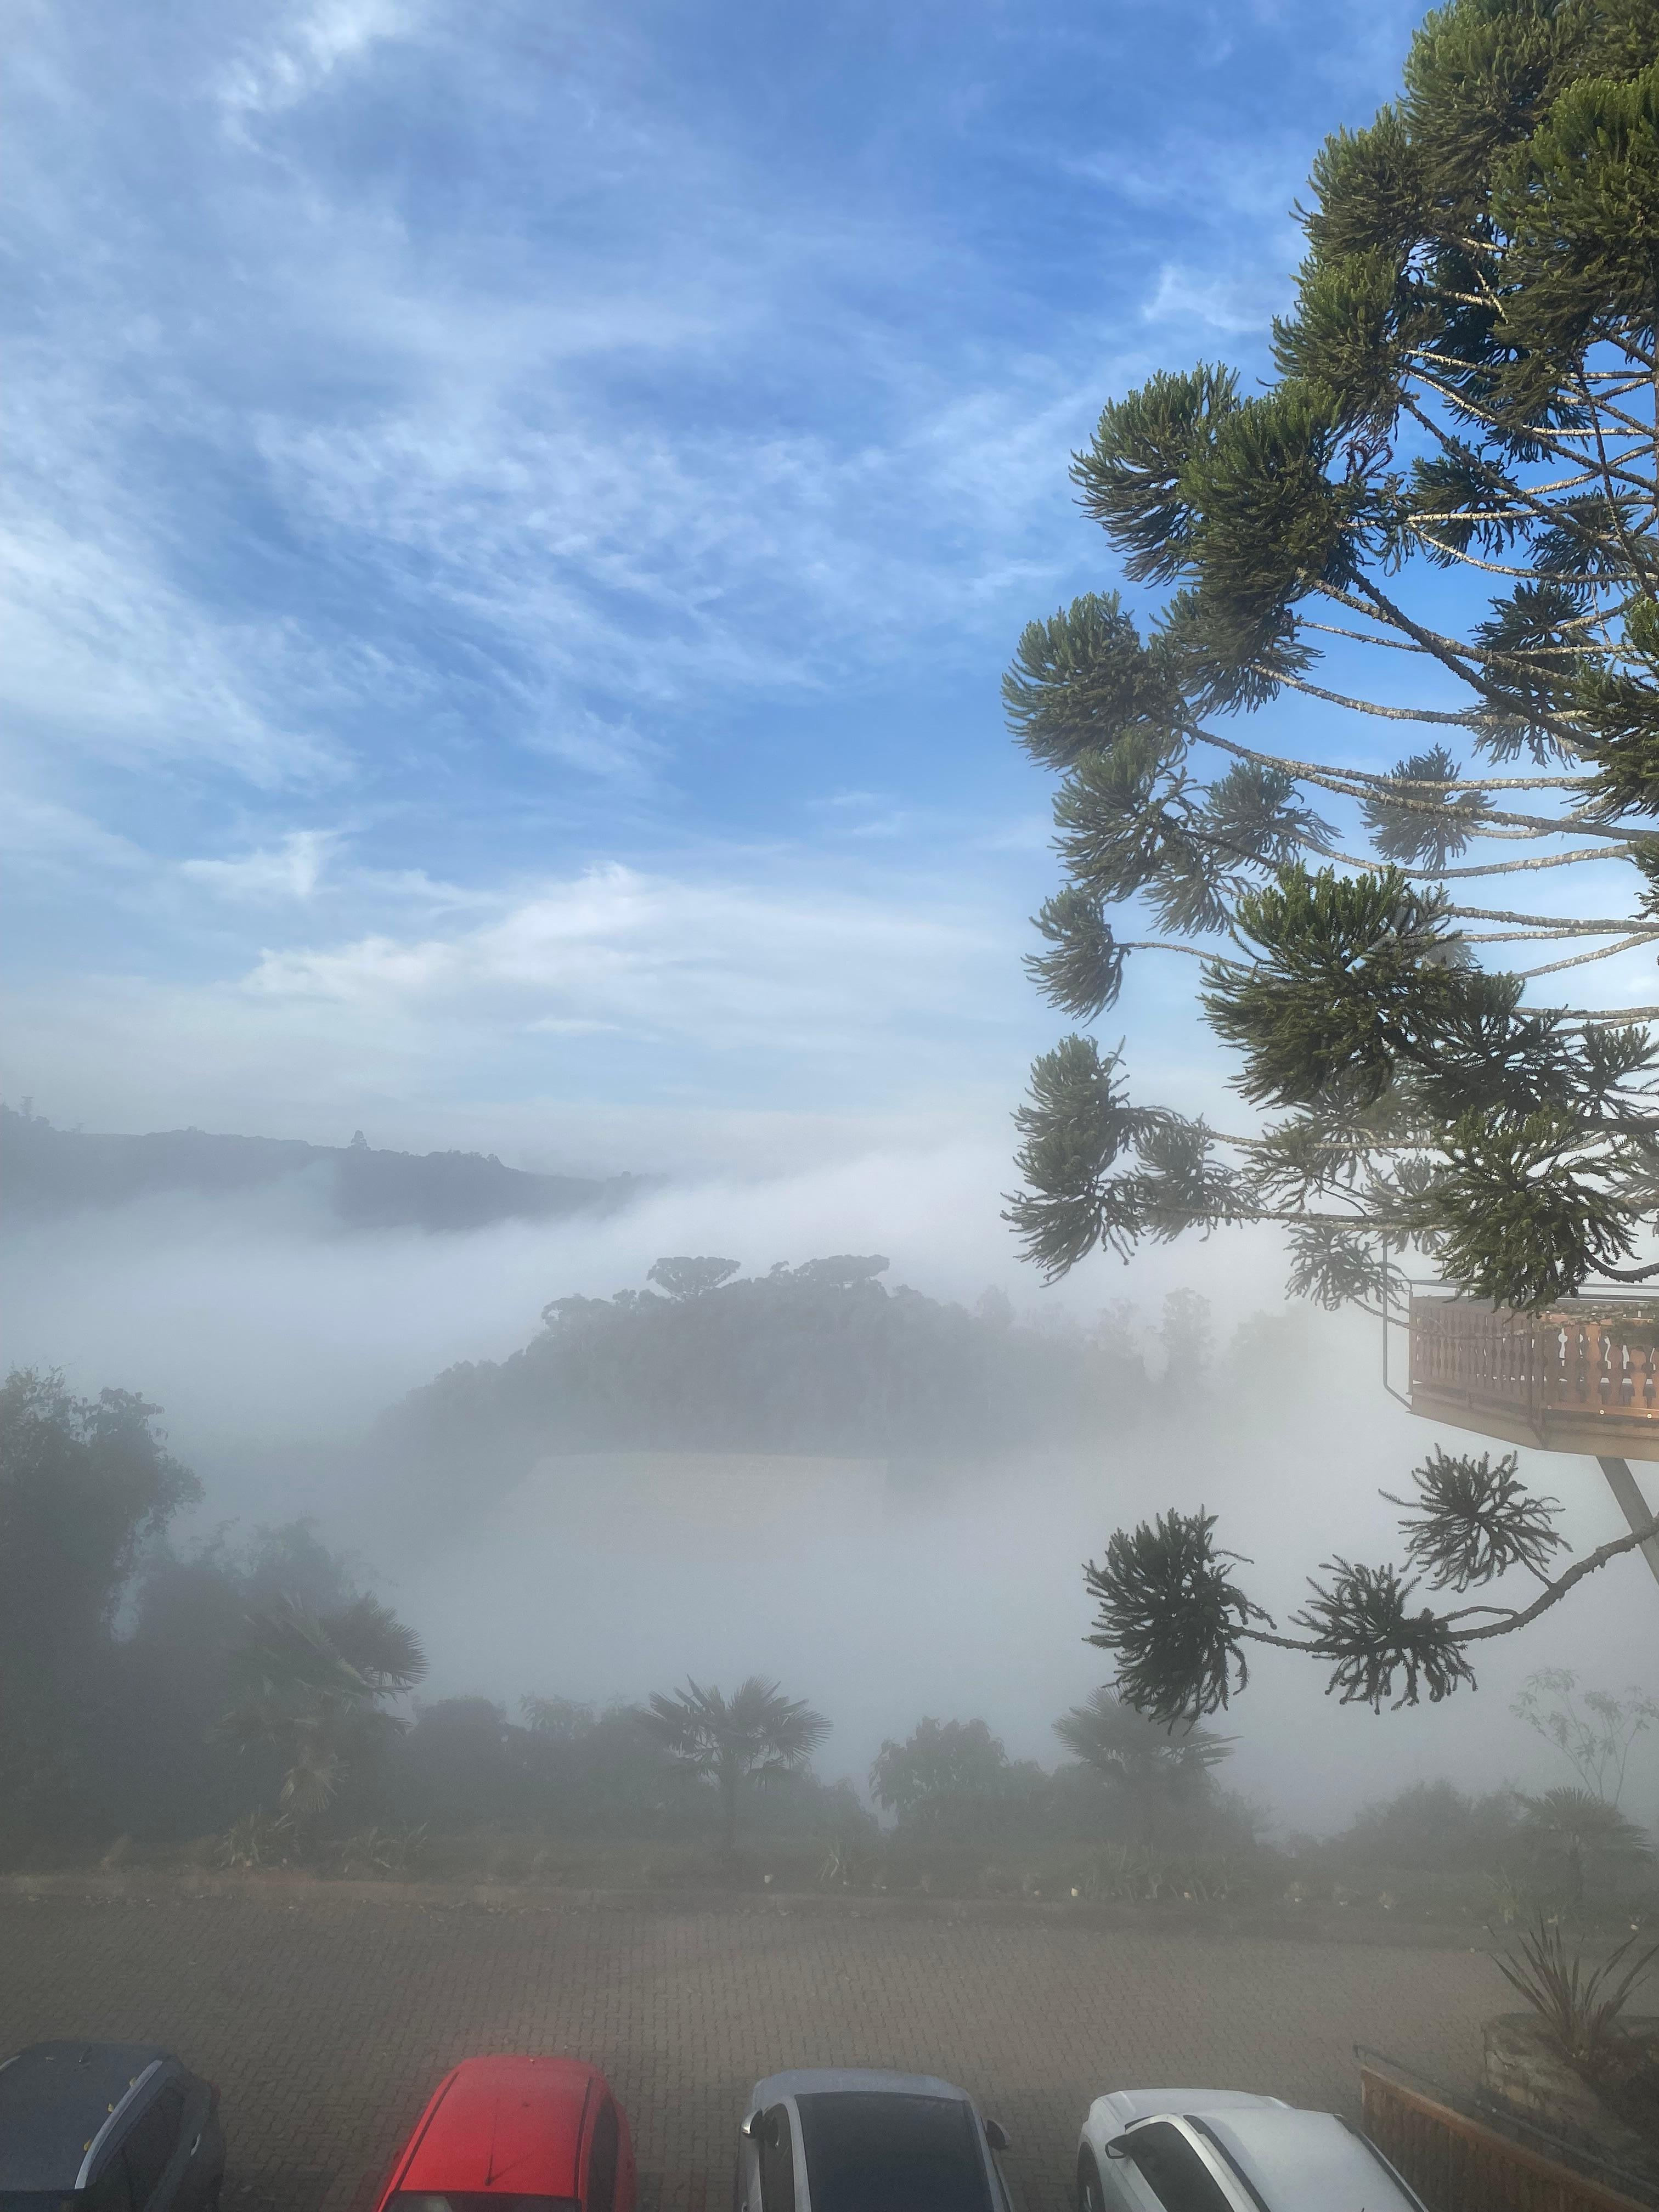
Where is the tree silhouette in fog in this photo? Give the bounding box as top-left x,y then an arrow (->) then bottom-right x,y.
0,1369 -> 200,1842
1517,1786 -> 1653,1911
377,1256 -> 1150,1523
646,1256 -> 741,1299
869,1717 -> 1042,1838
641,1677 -> 828,1852
1052,1688 -> 1231,1850
219,1594 -> 427,1822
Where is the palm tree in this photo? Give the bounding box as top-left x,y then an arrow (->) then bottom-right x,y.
1054,1688 -> 1232,1851
1519,1787 -> 1654,1911
219,1594 -> 426,1825
641,1676 -> 828,1852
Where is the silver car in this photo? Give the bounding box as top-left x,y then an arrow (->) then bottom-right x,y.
1077,2089 -> 1427,2212
736,2069 -> 1015,2212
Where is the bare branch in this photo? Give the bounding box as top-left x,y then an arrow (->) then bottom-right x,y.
1193,727 -> 1641,843
1224,1519 -> 1659,1668
1447,906 -> 1646,929
1266,669 -> 1522,729
1515,932 -> 1659,980
1457,1519 -> 1659,1641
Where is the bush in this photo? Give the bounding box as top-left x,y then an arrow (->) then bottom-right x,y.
1336,1780 -> 1521,1872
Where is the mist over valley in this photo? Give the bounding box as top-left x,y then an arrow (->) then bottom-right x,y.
6,1107 -> 1653,1848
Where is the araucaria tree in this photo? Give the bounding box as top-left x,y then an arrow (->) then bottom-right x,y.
1007,0 -> 1659,1720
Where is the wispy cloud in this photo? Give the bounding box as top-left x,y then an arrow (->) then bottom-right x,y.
1142,259 -> 1297,336
217,0 -> 425,120
2,0 -> 1429,1148
182,829 -> 339,901
0,792 -> 152,881
0,487 -> 342,789
242,860 -> 1002,1056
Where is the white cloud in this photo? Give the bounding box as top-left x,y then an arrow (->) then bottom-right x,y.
241,860 -> 1001,1053
0,791 -> 151,879
182,829 -> 338,901
244,342 -> 1106,726
0,848 -> 1042,1176
0,496 -> 341,789
217,0 -> 424,119
1142,258 -> 1296,335
2,0 -> 1135,828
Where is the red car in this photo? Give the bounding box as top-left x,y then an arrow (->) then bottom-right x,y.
375,2057 -> 636,2212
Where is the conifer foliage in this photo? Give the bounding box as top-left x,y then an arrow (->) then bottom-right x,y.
1011,0 -> 1659,1719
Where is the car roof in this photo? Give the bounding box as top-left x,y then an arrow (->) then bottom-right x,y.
399,2057 -> 604,2199
1094,2090 -> 1286,2128
0,2044 -> 176,2191
748,2070 -> 974,2110
1199,2108 -> 1423,2210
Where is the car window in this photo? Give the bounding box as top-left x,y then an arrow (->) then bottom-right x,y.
122,2089 -> 185,2210
793,2094 -> 992,2212
587,2100 -> 619,2212
83,2163 -> 133,2212
1114,2126 -> 1232,2212
757,2106 -> 795,2212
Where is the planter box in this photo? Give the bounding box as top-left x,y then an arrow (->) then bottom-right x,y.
1482,2013 -> 1659,2198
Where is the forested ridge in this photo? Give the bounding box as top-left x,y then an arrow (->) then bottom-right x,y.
1,1103 -> 647,1233
375,1254 -> 1162,1482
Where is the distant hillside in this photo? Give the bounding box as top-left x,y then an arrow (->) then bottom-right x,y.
0,1105 -> 648,1233
373,1254 -> 1149,1521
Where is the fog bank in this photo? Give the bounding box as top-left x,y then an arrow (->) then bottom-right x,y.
5,1139 -> 1657,1836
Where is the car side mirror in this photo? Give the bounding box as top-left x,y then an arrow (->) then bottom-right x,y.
1104,2135 -> 1136,2164
984,2121 -> 1010,2153
741,2112 -> 764,2142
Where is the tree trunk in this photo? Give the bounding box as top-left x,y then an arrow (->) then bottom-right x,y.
720,1769 -> 739,1854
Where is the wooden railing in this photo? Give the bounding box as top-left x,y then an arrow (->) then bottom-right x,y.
1361,2066 -> 1656,2212
1408,1294 -> 1659,1460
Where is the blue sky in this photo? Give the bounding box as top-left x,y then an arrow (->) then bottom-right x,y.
1,0 -> 1430,1175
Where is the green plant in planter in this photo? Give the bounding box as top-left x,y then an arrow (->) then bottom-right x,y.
1497,1915 -> 1659,2070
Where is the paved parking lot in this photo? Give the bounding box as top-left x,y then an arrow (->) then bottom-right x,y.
0,1890 -> 1506,2212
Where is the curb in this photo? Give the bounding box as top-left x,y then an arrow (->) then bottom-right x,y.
0,1869 -> 1503,1947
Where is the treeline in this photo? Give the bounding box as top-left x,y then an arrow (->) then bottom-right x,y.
0,1368 -> 363,1846
0,1364 -> 1252,1869
0,1103 -> 646,1233
18,1355 -> 1644,1921
373,1259 -> 1223,1509
367,1696 -> 1251,1853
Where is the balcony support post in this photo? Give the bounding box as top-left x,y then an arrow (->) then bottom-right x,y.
1595,1456 -> 1659,1590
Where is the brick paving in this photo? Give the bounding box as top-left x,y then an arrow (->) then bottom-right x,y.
0,1891 -> 1508,2212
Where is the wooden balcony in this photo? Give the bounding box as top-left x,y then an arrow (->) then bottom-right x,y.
1409,1293 -> 1659,1461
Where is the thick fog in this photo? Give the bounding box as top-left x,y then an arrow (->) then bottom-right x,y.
6,1140 -> 1657,1837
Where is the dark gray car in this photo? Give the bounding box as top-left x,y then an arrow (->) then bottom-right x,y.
0,2043 -> 225,2212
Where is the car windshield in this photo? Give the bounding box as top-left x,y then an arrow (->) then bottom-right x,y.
793,2094 -> 992,2212
389,2196 -> 578,2212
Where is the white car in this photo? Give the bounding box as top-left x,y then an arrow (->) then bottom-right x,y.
736,2068 -> 1015,2212
1077,2089 -> 1427,2212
